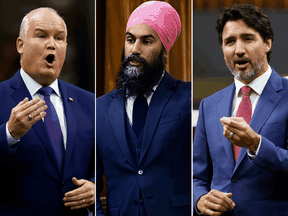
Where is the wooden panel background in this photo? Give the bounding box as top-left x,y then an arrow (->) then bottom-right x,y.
96,0 -> 191,97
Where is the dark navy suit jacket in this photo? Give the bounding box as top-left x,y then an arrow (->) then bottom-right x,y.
0,70 -> 95,216
194,68 -> 288,216
96,72 -> 191,216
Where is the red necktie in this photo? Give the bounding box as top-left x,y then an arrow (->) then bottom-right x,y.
235,86 -> 252,161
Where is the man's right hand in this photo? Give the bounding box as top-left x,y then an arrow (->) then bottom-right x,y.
196,189 -> 235,216
8,97 -> 47,139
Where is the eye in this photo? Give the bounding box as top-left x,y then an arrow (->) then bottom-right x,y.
56,36 -> 64,41
37,34 -> 45,39
143,40 -> 152,45
126,37 -> 135,44
245,37 -> 253,42
225,40 -> 234,46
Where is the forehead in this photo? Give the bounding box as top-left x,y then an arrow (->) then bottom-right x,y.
222,19 -> 261,38
28,9 -> 66,33
127,23 -> 160,40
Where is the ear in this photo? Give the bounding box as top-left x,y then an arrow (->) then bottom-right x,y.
16,37 -> 24,55
264,38 -> 272,53
163,49 -> 168,59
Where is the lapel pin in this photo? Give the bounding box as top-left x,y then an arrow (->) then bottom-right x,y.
68,97 -> 74,101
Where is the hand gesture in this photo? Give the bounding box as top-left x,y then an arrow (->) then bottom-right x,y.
63,177 -> 95,210
8,97 -> 47,139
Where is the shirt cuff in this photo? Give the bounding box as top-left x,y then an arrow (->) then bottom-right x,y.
247,135 -> 262,158
6,122 -> 20,147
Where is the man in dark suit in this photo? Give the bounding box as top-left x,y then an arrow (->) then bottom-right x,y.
0,7 -> 95,215
194,4 -> 288,216
96,1 -> 191,216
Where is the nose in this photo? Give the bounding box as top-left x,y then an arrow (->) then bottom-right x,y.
131,40 -> 142,55
47,37 -> 56,50
235,41 -> 245,56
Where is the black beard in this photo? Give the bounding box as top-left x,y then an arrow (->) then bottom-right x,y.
116,48 -> 166,96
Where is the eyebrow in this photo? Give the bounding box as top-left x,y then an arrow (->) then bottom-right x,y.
224,33 -> 255,42
35,28 -> 65,34
126,32 -> 156,39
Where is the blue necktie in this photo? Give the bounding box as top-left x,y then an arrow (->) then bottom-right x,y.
38,87 -> 64,171
133,94 -> 148,137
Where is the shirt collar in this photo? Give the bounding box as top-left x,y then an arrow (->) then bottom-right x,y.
234,65 -> 272,97
20,68 -> 61,97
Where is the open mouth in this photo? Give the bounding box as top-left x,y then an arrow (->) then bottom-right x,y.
235,59 -> 249,67
129,58 -> 143,66
45,54 -> 55,64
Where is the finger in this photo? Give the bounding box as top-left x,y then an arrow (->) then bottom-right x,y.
28,104 -> 47,121
216,193 -> 235,210
70,203 -> 91,210
17,97 -> 29,107
202,208 -> 223,216
223,125 -> 238,140
23,100 -> 46,117
18,98 -> 41,112
64,182 -> 88,197
221,116 -> 246,127
29,111 -> 46,125
210,190 -> 235,210
72,177 -> 86,187
64,189 -> 93,202
205,200 -> 229,212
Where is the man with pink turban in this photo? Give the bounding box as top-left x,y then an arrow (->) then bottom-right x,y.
96,1 -> 191,215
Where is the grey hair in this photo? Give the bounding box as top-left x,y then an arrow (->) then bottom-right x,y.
19,7 -> 67,38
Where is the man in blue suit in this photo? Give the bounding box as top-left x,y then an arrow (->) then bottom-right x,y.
194,4 -> 288,216
0,8 -> 95,215
96,1 -> 191,216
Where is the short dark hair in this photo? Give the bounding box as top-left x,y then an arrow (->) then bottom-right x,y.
216,4 -> 274,62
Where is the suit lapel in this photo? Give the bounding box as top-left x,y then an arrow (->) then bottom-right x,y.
107,90 -> 137,169
59,81 -> 78,177
233,69 -> 283,173
218,84 -> 236,166
10,71 -> 62,174
140,73 -> 177,163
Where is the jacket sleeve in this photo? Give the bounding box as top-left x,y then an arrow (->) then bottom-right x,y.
0,123 -> 18,156
193,99 -> 212,208
96,147 -> 106,216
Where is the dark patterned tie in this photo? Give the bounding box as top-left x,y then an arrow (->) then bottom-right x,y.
133,94 -> 148,137
38,87 -> 64,170
235,86 -> 252,161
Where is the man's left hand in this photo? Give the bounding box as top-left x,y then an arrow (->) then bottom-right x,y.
220,117 -> 260,152
63,177 -> 95,210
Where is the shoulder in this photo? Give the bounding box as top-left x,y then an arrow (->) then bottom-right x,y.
59,80 -> 94,99
200,83 -> 234,106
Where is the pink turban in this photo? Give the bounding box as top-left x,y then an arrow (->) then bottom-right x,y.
126,1 -> 181,52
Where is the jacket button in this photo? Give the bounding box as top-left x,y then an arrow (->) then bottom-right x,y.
138,170 -> 144,175
137,145 -> 142,150
232,176 -> 238,183
62,182 -> 66,188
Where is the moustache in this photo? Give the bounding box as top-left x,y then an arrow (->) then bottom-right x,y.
122,54 -> 148,66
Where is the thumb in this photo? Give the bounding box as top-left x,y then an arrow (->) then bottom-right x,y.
72,177 -> 86,186
224,192 -> 233,198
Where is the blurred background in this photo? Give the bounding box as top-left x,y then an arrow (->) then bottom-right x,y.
0,0 -> 94,93
194,0 -> 288,110
96,0 -> 191,98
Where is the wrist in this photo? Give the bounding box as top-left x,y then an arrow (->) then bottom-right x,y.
249,134 -> 260,152
8,124 -> 20,140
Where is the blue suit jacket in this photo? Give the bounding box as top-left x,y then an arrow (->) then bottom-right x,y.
0,70 -> 95,216
96,73 -> 191,216
193,68 -> 288,216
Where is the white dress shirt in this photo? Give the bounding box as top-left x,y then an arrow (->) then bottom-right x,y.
231,65 -> 272,157
6,68 -> 67,149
